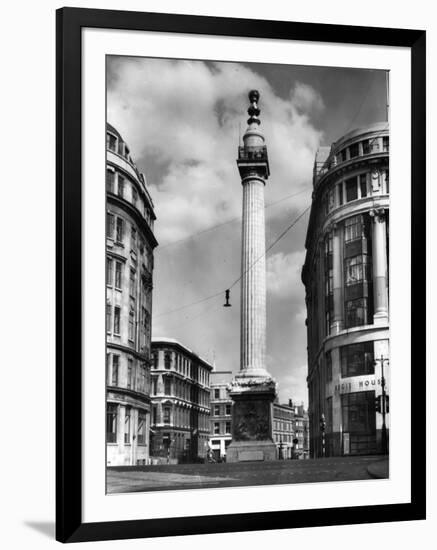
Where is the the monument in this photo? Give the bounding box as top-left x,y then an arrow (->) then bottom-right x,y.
226,90 -> 277,463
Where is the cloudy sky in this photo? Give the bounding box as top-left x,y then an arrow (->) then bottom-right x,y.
107,56 -> 387,406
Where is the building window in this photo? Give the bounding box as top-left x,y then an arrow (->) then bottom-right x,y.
163,407 -> 171,424
225,404 -> 231,415
106,169 -> 115,193
362,139 -> 371,155
115,217 -> 124,243
127,358 -> 133,389
338,182 -> 344,205
152,406 -> 157,424
129,269 -> 136,298
107,133 -> 116,151
214,422 -> 220,435
214,405 -> 220,416
349,142 -> 359,158
132,185 -> 138,207
131,226 -> 137,250
106,213 -> 114,239
383,136 -> 389,152
345,298 -> 369,328
326,351 -> 332,382
128,310 -> 135,341
114,261 -> 122,289
106,303 -> 111,333
106,257 -> 113,285
359,173 -> 367,198
138,363 -> 146,393
117,139 -> 124,156
112,355 -> 119,385
164,351 -> 171,369
340,342 -> 374,377
214,388 -> 220,399
225,422 -> 231,434
327,186 -> 335,212
152,377 -> 157,395
113,306 -> 121,335
106,403 -> 117,443
345,176 -> 358,202
164,377 -> 172,395
344,215 -> 364,243
344,254 -> 370,286
118,174 -> 125,198
341,391 -> 376,435
124,407 -> 131,444
153,352 -> 158,369
137,411 -> 147,445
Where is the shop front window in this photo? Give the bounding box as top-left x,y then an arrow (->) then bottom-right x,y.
341,391 -> 376,435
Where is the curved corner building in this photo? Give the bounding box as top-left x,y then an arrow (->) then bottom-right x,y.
106,123 -> 158,466
302,122 -> 390,457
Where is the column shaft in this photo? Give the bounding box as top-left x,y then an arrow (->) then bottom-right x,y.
372,212 -> 389,324
240,177 -> 266,374
331,226 -> 343,333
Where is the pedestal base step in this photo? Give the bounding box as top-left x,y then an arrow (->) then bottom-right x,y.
226,440 -> 277,463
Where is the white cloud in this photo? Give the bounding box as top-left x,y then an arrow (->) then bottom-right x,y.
291,81 -> 325,114
266,250 -> 306,298
107,58 -> 323,246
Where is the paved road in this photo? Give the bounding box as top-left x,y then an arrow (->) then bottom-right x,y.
107,455 -> 388,494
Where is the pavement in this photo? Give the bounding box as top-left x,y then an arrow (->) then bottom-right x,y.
366,458 -> 389,479
107,455 -> 389,494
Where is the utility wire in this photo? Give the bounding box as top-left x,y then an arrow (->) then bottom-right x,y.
154,204 -> 311,318
156,187 -> 310,251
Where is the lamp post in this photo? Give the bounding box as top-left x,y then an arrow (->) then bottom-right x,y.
374,355 -> 389,455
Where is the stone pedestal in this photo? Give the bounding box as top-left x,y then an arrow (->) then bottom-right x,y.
226,377 -> 277,463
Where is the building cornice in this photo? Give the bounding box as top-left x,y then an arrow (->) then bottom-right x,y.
152,340 -> 214,372
107,387 -> 151,407
107,342 -> 151,363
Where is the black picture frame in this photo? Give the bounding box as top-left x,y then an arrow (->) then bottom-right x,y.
56,7 -> 426,543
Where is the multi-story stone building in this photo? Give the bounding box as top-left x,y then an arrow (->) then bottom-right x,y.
273,400 -> 310,459
106,123 -> 158,466
289,400 -> 310,459
209,371 -> 233,461
273,402 -> 295,459
150,338 -> 212,463
302,122 -> 390,458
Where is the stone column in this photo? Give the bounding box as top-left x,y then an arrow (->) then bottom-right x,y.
227,90 -> 277,463
371,209 -> 389,325
330,224 -> 343,333
240,175 -> 267,376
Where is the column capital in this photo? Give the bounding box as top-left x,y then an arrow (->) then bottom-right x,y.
369,207 -> 386,222
324,221 -> 338,235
